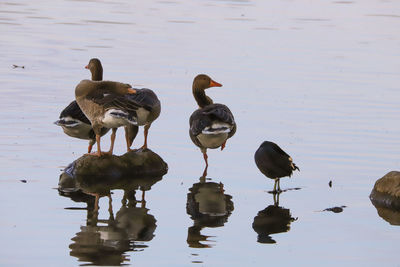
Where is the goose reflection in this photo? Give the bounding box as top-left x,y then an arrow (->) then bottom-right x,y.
252,192 -> 297,244
186,176 -> 234,248
66,191 -> 157,266
58,149 -> 166,266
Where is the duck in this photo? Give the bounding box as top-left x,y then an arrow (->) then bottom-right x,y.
75,79 -> 160,156
189,74 -> 236,177
55,58 -> 108,153
254,141 -> 299,193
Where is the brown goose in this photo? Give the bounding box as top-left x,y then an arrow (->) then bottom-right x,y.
75,79 -> 160,156
54,58 -> 110,153
254,141 -> 299,192
189,74 -> 236,176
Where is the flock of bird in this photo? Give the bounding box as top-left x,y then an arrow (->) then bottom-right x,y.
55,58 -> 299,192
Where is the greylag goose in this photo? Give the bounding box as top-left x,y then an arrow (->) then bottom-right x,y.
189,74 -> 236,176
55,58 -> 108,153
254,141 -> 299,193
124,87 -> 161,150
55,58 -> 138,153
75,79 -> 159,156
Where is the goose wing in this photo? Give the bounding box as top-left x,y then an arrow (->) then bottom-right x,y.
59,101 -> 91,124
189,104 -> 235,136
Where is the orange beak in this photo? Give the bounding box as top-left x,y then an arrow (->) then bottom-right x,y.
85,65 -> 89,69
127,88 -> 137,94
210,79 -> 222,87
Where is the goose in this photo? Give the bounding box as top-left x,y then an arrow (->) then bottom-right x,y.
254,141 -> 299,192
189,74 -> 236,176
75,79 -> 159,156
55,58 -> 109,153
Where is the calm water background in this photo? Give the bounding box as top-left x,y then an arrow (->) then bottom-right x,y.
1,0 -> 400,265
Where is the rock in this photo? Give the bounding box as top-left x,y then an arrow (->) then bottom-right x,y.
58,149 -> 168,195
370,171 -> 400,210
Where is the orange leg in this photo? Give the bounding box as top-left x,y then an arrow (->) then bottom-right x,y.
202,150 -> 208,177
88,142 -> 94,153
140,123 -> 151,150
125,126 -> 132,152
85,135 -> 102,156
107,128 -> 117,155
221,140 -> 227,151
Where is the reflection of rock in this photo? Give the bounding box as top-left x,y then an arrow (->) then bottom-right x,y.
186,179 -> 234,248
372,205 -> 400,225
370,171 -> 400,225
58,149 -> 168,195
252,204 -> 296,244
370,171 -> 400,209
58,149 -> 165,266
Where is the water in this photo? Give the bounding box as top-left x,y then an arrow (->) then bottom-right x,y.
1,0 -> 400,265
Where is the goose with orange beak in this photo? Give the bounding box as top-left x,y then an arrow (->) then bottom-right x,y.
189,74 -> 236,177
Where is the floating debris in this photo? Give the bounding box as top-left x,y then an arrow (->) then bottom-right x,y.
12,64 -> 25,69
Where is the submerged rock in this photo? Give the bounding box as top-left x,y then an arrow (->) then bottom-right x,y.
58,149 -> 168,195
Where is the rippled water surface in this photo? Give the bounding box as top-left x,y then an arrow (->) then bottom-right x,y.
1,0 -> 400,265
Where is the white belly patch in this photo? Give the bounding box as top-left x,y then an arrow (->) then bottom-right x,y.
102,109 -> 137,128
197,132 -> 228,149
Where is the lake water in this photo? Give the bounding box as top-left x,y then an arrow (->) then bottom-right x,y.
1,0 -> 400,265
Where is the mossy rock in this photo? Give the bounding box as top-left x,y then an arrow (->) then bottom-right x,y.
370,171 -> 400,210
59,149 -> 168,195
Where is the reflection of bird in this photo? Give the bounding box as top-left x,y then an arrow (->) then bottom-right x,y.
69,194 -> 132,266
186,177 -> 234,248
54,58 -> 110,153
116,190 -> 157,242
189,74 -> 236,177
254,141 -> 299,192
63,188 -> 158,265
252,192 -> 296,244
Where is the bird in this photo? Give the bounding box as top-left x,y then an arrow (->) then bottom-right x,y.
124,86 -> 161,150
75,79 -> 160,156
55,58 -> 109,153
55,58 -> 138,153
254,141 -> 299,193
189,74 -> 236,177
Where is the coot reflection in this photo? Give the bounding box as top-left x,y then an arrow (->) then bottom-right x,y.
252,192 -> 297,244
58,149 -> 166,265
186,176 -> 234,248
